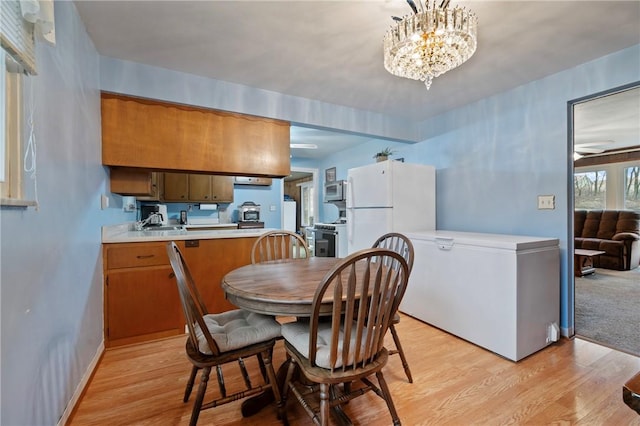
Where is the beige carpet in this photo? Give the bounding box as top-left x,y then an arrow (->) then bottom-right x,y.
575,267 -> 640,356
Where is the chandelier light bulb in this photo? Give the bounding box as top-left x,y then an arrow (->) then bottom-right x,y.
383,0 -> 478,90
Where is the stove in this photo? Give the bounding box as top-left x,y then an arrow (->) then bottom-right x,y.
312,222 -> 347,258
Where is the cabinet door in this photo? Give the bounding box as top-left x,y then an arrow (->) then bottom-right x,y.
163,173 -> 189,201
178,238 -> 255,313
109,168 -> 162,200
210,176 -> 234,202
106,266 -> 183,342
188,174 -> 234,202
188,174 -> 212,201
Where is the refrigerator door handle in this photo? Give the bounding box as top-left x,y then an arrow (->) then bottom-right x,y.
346,208 -> 354,244
346,175 -> 355,209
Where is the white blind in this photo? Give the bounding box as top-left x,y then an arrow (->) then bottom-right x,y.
0,0 -> 36,74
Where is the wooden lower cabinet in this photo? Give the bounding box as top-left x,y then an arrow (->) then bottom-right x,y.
103,237 -> 257,347
106,266 -> 182,344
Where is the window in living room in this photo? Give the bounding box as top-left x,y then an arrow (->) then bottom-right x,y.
574,170 -> 606,210
624,165 -> 640,211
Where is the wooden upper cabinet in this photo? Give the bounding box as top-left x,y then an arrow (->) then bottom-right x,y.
101,92 -> 291,177
164,172 -> 234,203
109,168 -> 162,200
189,175 -> 234,202
163,173 -> 189,201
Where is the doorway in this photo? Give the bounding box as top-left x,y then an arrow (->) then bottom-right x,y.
282,167 -> 318,235
569,82 -> 640,356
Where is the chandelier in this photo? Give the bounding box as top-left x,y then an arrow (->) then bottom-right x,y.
383,0 -> 478,89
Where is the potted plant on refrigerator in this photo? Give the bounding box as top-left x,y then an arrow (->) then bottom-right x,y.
373,147 -> 396,162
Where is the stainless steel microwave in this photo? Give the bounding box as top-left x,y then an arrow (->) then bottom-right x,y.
324,180 -> 346,202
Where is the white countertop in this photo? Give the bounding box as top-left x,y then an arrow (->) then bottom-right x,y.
102,223 -> 275,243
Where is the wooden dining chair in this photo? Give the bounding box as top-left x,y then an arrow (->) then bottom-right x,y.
251,230 -> 310,263
372,232 -> 415,383
166,242 -> 283,426
279,248 -> 410,426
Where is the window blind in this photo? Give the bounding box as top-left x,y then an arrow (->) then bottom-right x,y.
0,0 -> 36,75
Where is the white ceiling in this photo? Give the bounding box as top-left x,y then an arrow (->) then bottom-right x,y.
74,0 -> 640,159
574,86 -> 640,155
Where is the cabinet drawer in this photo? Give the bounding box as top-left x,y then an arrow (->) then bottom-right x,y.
106,244 -> 169,269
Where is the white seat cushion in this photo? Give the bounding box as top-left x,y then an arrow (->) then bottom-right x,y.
281,320 -> 369,369
195,309 -> 281,354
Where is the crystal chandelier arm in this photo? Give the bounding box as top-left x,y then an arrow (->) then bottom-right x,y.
406,0 -> 419,14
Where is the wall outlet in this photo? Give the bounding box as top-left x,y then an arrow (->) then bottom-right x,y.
100,194 -> 109,210
537,195 -> 555,210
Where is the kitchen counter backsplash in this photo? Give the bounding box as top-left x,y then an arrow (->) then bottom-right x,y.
102,222 -> 274,243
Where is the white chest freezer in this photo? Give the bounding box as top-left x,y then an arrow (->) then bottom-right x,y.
401,230 -> 560,361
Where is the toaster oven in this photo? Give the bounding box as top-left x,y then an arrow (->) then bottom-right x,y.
239,201 -> 261,222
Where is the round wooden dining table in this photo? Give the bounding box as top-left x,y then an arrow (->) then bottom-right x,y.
222,256 -> 344,417
221,257 -> 342,317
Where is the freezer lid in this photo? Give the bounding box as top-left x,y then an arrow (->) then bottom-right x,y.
404,230 -> 559,251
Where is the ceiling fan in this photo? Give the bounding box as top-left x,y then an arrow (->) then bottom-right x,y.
574,140 -> 614,160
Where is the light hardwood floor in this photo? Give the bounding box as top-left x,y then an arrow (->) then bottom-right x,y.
69,314 -> 640,425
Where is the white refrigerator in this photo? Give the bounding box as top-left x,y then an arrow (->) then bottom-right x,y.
346,161 -> 435,254
283,200 -> 296,232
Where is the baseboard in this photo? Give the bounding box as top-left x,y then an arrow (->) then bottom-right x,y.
57,340 -> 105,426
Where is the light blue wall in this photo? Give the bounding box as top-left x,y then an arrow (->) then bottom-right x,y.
308,45 -> 640,336
0,2 -> 130,424
0,1 -> 637,423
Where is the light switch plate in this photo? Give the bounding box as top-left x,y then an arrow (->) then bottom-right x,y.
537,195 -> 555,209
101,194 -> 109,210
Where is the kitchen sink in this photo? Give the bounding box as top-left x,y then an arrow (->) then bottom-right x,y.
141,225 -> 186,235
143,225 -> 185,231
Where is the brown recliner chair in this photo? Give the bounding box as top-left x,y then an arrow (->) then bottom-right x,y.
574,210 -> 640,270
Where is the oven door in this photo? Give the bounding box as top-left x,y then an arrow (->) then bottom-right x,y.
242,209 -> 260,222
314,229 -> 337,257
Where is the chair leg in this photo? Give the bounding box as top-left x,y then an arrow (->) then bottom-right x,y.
261,349 -> 282,405
184,366 -> 199,402
389,324 -> 413,383
279,358 -> 298,423
216,365 -> 227,398
238,357 -> 253,389
375,371 -> 401,426
257,351 -> 268,381
190,366 -> 211,426
319,383 -> 330,426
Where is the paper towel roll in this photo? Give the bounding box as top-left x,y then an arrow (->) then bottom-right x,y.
199,203 -> 218,210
